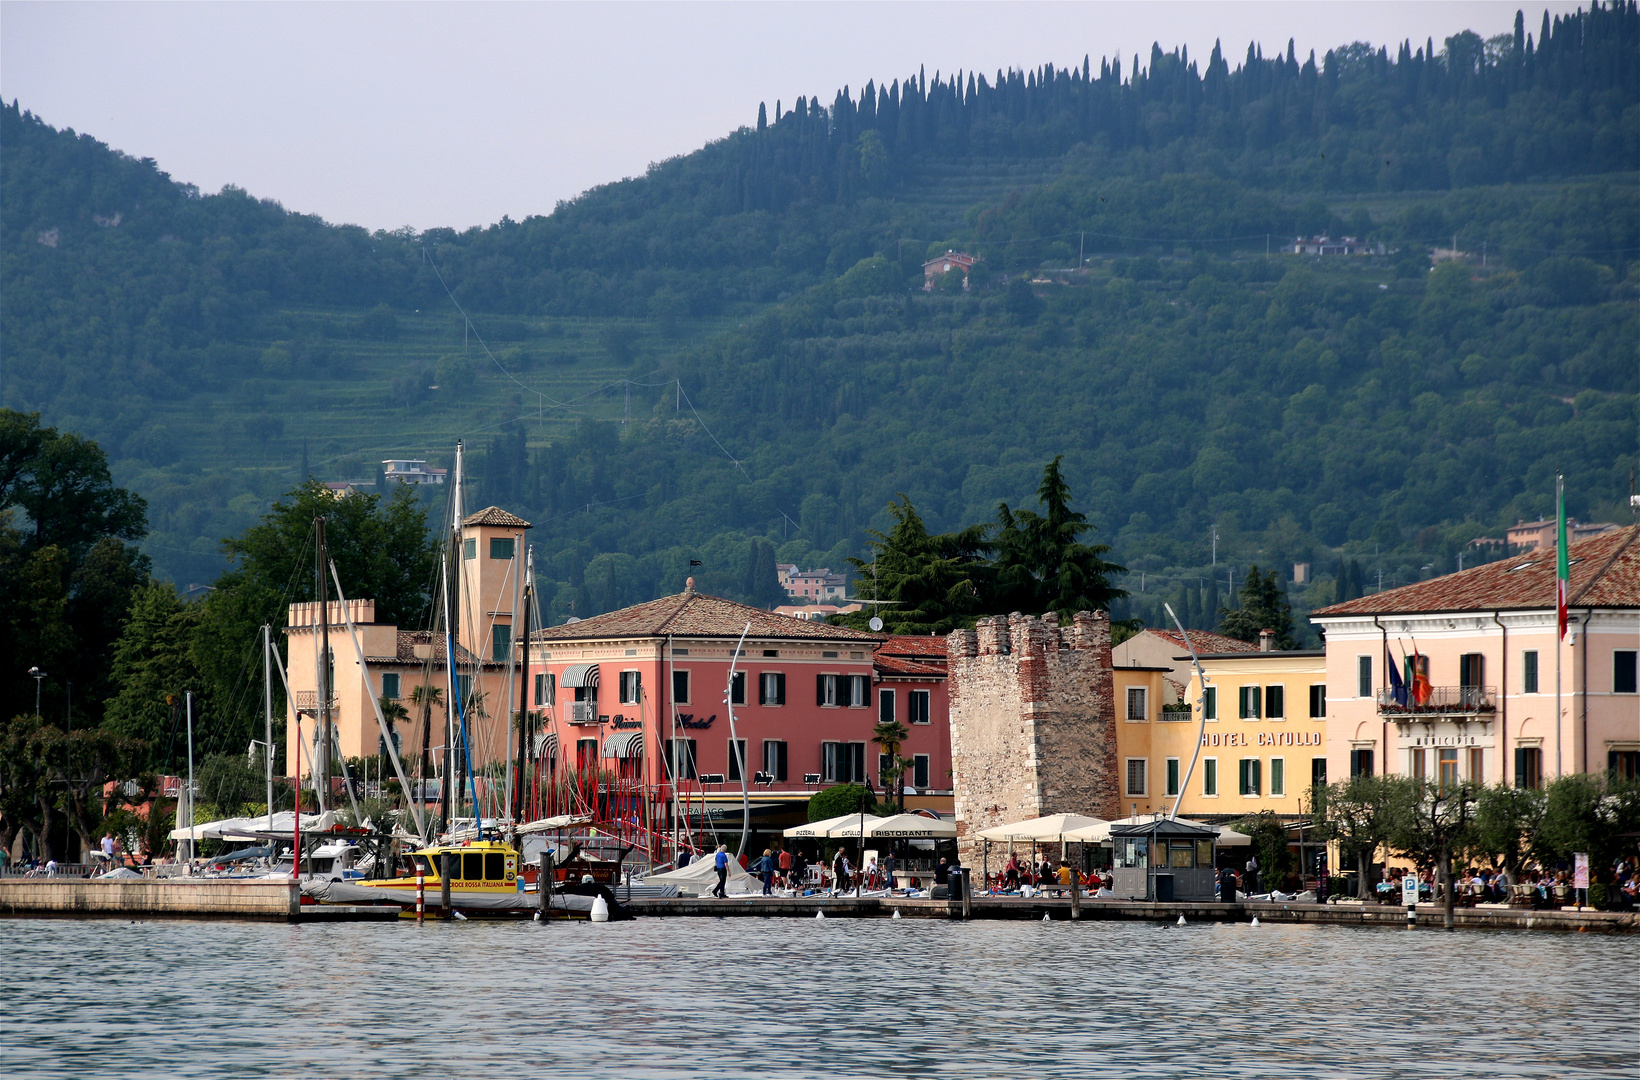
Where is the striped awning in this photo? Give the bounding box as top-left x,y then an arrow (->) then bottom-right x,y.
534,731 -> 559,760
601,730 -> 644,759
560,663 -> 599,689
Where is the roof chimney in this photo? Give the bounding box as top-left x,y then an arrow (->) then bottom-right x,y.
684,576 -> 696,596
1258,629 -> 1275,652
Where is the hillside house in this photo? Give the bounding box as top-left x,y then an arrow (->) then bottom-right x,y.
922,250 -> 979,291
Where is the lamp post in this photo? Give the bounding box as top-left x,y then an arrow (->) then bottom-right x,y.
28,666 -> 46,717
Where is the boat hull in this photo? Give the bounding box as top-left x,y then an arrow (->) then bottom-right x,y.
301,878 -> 625,920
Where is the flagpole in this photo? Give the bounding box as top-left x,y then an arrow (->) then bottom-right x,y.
1554,472 -> 1564,779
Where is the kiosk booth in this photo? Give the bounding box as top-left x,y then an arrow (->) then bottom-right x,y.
1109,818 -> 1219,901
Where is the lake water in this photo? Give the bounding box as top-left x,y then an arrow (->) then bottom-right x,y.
4,917 -> 1635,1079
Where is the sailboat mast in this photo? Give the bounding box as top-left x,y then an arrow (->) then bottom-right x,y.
263,623 -> 274,832
316,515 -> 330,813
513,545 -> 531,824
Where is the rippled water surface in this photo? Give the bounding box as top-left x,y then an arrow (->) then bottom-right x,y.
3,916 -> 1635,1079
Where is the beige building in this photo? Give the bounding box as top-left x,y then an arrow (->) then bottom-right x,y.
1112,628 -> 1254,705
282,506 -> 531,791
1114,645 -> 1327,821
1311,525 -> 1640,788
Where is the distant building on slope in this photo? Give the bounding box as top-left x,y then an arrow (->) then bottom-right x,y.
1286,235 -> 1382,256
922,250 -> 979,291
381,459 -> 447,485
1505,517 -> 1618,553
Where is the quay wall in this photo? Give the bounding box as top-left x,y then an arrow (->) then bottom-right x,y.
626,896 -> 1638,933
0,878 -> 300,921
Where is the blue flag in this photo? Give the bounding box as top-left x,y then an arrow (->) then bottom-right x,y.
1386,650 -> 1407,706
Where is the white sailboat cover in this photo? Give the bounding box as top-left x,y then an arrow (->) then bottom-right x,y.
641,854 -> 762,895
169,811 -> 337,842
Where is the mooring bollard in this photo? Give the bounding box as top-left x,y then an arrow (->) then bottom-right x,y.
538,852 -> 552,920
415,870 -> 425,925
440,853 -> 453,919
1070,877 -> 1082,921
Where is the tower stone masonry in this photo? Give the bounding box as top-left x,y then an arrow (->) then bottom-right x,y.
946,610 -> 1117,866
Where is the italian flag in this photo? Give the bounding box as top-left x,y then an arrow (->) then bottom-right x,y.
1556,474 -> 1569,640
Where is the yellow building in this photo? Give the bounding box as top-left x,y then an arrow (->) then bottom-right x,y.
1115,642 -> 1327,820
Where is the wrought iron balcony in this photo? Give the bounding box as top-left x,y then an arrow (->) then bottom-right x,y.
1376,686 -> 1497,719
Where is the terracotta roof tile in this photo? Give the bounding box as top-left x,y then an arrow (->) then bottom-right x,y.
876,635 -> 948,658
874,654 -> 948,677
530,590 -> 884,643
463,506 -> 532,529
1142,628 -> 1255,654
1314,524 -> 1640,617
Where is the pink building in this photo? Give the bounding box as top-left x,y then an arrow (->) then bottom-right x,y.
524,582 -> 952,851
1312,525 -> 1640,788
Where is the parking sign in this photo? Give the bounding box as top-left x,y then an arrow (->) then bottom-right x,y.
1402,875 -> 1419,906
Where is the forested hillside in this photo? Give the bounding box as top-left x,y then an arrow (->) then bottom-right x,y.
1,3 -> 1636,643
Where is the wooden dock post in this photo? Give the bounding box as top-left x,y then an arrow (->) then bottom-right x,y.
440,853 -> 453,918
538,852 -> 552,919
1069,877 -> 1081,921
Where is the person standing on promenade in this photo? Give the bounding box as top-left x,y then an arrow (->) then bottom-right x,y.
777,845 -> 792,888
712,844 -> 730,898
759,848 -> 775,895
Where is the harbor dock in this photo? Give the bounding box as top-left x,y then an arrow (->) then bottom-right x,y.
3,877 -> 1631,932
0,877 -> 398,923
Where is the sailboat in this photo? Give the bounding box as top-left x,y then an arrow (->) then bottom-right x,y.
297,441 -> 628,919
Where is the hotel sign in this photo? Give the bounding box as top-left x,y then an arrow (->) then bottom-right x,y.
1201,731 -> 1322,747
1397,723 -> 1494,750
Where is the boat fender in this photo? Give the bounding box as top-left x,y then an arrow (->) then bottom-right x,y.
453,911 -> 468,921
590,896 -> 610,923
815,909 -> 825,919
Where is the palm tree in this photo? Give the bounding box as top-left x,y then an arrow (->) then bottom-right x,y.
872,718 -> 911,812
410,683 -> 443,788
377,695 -> 410,764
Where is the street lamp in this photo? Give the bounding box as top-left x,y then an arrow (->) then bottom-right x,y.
27,666 -> 46,717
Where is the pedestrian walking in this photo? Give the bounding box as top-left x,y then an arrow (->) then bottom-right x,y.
712,844 -> 730,898
777,846 -> 792,888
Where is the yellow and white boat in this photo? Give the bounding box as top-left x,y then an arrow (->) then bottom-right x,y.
301,836 -> 624,919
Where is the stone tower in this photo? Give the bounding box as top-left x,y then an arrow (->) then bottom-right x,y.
946,610 -> 1117,865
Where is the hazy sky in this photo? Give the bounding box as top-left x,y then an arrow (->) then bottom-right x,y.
2,2 -> 1585,232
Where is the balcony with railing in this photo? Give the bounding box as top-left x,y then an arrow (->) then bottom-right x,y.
1376,685 -> 1497,719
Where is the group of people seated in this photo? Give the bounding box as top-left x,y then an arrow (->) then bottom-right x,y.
988,854 -> 1110,895
1371,860 -> 1640,909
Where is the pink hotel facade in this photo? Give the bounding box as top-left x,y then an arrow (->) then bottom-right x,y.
1311,525 -> 1640,789
524,584 -> 952,820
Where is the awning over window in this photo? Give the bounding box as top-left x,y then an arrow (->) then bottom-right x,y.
561,663 -> 599,689
601,731 -> 645,759
534,731 -> 559,760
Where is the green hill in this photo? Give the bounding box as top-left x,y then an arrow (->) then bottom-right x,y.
1,2 -> 1636,636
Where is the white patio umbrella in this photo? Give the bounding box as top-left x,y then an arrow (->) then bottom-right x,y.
974,812 -> 1106,842
782,813 -> 870,839
1062,815 -> 1252,846
853,813 -> 957,840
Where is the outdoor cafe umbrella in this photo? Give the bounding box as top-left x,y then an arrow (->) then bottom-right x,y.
782,814 -> 869,839
973,813 -> 1106,842
1062,816 -> 1252,846
850,813 -> 957,840
974,813 -> 1108,889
